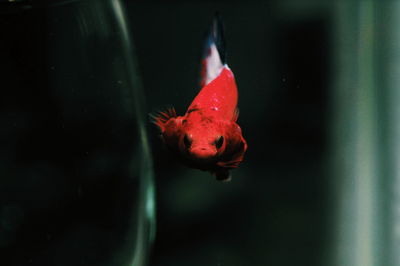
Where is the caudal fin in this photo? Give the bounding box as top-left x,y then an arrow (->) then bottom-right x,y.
200,13 -> 226,88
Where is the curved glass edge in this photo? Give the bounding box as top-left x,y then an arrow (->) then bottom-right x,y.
109,1 -> 156,265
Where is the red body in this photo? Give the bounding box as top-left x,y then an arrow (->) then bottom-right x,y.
190,67 -> 237,121
154,65 -> 247,181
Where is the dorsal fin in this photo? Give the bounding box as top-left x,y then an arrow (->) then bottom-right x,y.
200,13 -> 226,88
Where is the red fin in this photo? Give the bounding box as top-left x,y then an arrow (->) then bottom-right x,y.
217,122 -> 247,169
217,157 -> 244,168
150,107 -> 177,131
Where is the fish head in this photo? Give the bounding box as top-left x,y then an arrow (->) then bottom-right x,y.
177,118 -> 247,168
158,113 -> 224,163
156,112 -> 247,169
180,124 -> 223,162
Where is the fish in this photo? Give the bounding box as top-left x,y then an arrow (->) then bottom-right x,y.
153,14 -> 247,181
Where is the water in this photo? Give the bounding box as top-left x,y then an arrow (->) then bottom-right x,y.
3,1 -> 400,266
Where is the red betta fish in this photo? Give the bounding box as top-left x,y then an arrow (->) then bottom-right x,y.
153,15 -> 247,181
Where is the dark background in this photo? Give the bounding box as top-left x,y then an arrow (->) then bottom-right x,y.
0,1 -> 335,266
0,1 -> 152,265
127,2 -> 332,266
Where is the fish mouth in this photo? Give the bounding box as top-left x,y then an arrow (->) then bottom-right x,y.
188,147 -> 217,162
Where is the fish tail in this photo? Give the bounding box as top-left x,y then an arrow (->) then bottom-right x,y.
208,12 -> 226,64
200,12 -> 227,88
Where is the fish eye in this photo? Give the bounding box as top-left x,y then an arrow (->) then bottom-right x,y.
183,134 -> 192,148
215,136 -> 224,149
